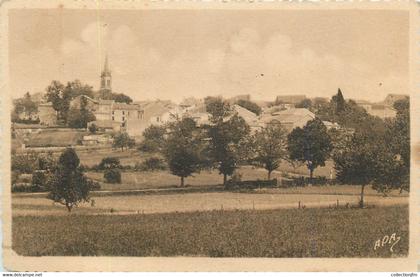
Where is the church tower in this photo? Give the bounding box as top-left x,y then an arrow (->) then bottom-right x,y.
100,55 -> 112,98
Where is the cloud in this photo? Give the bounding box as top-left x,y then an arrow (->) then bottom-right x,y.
19,24 -> 406,103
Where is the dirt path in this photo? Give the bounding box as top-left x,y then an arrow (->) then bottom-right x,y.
13,191 -> 408,216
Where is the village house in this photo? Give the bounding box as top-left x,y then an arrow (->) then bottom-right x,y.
260,108 -> 315,132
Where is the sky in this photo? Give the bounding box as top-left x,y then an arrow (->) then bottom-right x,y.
9,9 -> 409,103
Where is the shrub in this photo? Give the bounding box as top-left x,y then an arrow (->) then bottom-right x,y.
88,179 -> 101,191
32,170 -> 48,191
104,168 -> 121,184
12,152 -> 38,174
12,183 -> 33,193
98,157 -> 121,170
135,157 -> 166,171
89,123 -> 98,134
225,179 -> 277,190
281,176 -> 331,187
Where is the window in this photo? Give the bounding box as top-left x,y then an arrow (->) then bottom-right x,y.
107,80 -> 111,86
112,116 -> 114,121
112,111 -> 114,115
122,117 -> 125,121
122,111 -> 125,115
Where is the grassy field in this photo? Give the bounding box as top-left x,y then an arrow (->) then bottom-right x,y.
12,205 -> 408,257
86,164 -> 334,191
77,148 -> 147,167
25,129 -> 88,147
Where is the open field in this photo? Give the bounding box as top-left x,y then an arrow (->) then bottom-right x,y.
12,189 -> 408,216
77,148 -> 147,167
24,129 -> 88,147
12,205 -> 408,257
86,164 -> 335,191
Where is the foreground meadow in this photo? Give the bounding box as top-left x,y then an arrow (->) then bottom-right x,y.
13,205 -> 408,257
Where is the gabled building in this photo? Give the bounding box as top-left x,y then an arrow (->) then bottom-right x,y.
260,108 -> 315,132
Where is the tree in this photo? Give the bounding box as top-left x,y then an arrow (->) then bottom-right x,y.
89,123 -> 98,134
67,96 -> 96,128
138,125 -> 167,153
334,131 -> 382,207
98,157 -> 121,170
164,117 -> 204,187
206,98 -> 251,185
47,148 -> 92,212
63,80 -> 95,99
236,99 -> 262,115
46,80 -> 95,123
331,88 -> 346,115
104,168 -> 122,184
112,93 -> 133,104
381,97 -> 410,192
45,80 -> 66,121
12,92 -> 39,122
287,118 -> 332,179
112,132 -> 135,151
253,124 -> 288,180
102,92 -> 133,104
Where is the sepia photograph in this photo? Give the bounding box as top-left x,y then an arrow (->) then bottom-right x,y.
2,1 -> 418,272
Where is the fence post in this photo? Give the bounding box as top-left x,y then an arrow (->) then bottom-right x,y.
298,201 -> 301,209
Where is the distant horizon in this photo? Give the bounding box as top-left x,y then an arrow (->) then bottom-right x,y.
15,85 -> 408,106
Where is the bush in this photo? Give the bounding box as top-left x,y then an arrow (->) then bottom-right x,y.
280,176 -> 332,187
89,123 -> 98,134
88,179 -> 101,191
98,157 -> 121,170
12,152 -> 38,174
225,179 -> 277,190
104,168 -> 121,184
31,170 -> 48,191
12,183 -> 33,193
135,157 -> 166,171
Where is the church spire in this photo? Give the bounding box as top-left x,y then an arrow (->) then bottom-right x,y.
104,54 -> 110,75
100,54 -> 112,96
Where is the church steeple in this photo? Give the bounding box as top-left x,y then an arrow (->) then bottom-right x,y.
100,54 -> 112,96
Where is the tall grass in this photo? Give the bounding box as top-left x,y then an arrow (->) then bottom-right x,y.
13,205 -> 408,257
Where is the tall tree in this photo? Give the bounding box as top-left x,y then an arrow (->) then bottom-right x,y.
382,97 -> 410,192
138,125 -> 167,153
67,96 -> 96,128
47,148 -> 92,212
206,98 -> 251,185
64,79 -> 95,99
164,117 -> 203,187
45,80 -> 66,121
331,88 -> 346,115
333,131 -> 381,207
253,124 -> 288,180
287,119 -> 332,179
